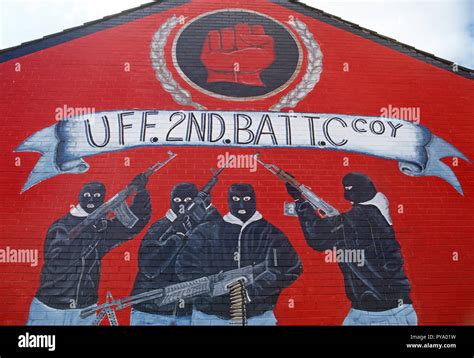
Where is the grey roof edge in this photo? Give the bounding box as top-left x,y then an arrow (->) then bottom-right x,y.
274,0 -> 473,79
0,0 -> 189,63
1,0 -> 472,80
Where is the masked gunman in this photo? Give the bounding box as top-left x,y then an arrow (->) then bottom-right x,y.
131,183 -> 221,326
177,184 -> 302,325
287,172 -> 417,325
27,175 -> 151,325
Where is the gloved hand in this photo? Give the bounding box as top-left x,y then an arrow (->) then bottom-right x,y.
92,218 -> 108,232
200,23 -> 275,87
197,191 -> 211,208
285,172 -> 302,200
130,173 -> 148,191
187,192 -> 210,224
286,183 -> 302,200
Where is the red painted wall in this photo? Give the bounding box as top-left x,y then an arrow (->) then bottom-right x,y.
0,0 -> 473,325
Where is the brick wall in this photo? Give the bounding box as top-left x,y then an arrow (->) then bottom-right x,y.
0,0 -> 472,325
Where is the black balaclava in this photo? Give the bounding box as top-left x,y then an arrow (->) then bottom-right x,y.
79,182 -> 106,214
228,184 -> 257,223
170,183 -> 198,215
342,172 -> 377,204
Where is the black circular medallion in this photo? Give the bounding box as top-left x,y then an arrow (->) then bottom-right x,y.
173,9 -> 302,101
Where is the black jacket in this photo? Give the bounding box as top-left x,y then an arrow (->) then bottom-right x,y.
295,196 -> 412,311
35,190 -> 151,309
131,207 -> 221,316
176,212 -> 302,320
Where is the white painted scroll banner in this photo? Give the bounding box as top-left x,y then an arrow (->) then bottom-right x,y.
16,110 -> 469,194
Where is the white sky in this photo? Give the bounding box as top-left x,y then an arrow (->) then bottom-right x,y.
0,0 -> 472,68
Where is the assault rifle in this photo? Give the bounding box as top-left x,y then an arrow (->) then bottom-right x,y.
68,151 -> 177,240
80,263 -> 261,325
167,157 -> 233,236
254,153 -> 340,217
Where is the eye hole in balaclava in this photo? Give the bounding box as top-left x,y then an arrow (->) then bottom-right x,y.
170,183 -> 199,215
228,184 -> 256,223
342,172 -> 377,204
79,182 -> 106,214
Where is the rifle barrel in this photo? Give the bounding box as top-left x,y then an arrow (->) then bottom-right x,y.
254,154 -> 302,188
213,157 -> 234,175
147,151 -> 177,175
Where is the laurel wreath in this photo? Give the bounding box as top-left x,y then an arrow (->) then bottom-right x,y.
150,15 -> 322,111
270,18 -> 323,111
150,15 -> 206,110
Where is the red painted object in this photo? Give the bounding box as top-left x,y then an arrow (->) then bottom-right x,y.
0,0 -> 472,326
201,23 -> 275,86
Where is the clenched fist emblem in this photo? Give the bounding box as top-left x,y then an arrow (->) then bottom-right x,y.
200,23 -> 275,87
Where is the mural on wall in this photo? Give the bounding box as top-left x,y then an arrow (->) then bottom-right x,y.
257,155 -> 417,325
129,161 -> 228,326
26,153 -> 176,325
11,7 -> 470,326
17,11 -> 468,194
176,182 -> 302,326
